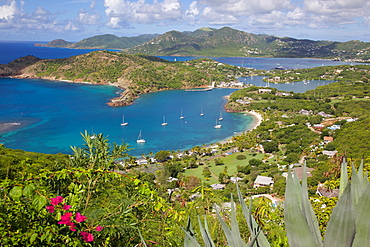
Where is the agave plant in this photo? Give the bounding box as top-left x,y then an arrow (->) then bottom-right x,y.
183,159 -> 370,246
284,160 -> 370,247
183,185 -> 270,247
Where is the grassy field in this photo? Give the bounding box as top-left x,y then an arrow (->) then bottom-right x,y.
184,151 -> 267,184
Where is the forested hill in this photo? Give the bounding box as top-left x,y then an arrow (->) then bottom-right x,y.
127,27 -> 370,59
35,34 -> 158,50
0,50 -> 252,106
38,27 -> 370,60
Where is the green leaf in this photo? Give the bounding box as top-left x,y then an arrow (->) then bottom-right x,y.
352,182 -> 370,246
197,216 -> 215,247
29,233 -> 38,244
284,170 -> 317,247
236,183 -> 270,247
339,159 -> 348,197
32,195 -> 48,211
300,163 -> 323,246
9,186 -> 23,200
23,184 -> 36,197
323,183 -> 356,247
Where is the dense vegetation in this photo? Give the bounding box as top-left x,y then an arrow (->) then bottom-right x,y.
39,27 -> 370,60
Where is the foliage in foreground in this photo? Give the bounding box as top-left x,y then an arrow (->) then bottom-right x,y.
184,160 -> 370,246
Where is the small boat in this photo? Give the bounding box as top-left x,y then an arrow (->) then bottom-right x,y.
137,130 -> 145,143
218,111 -> 223,121
200,107 -> 204,116
214,119 -> 222,129
162,115 -> 168,126
180,110 -> 185,119
120,115 -> 128,126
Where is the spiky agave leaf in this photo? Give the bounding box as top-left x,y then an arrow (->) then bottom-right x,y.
323,182 -> 356,247
183,217 -> 201,247
351,163 -> 364,206
236,183 -> 270,247
352,182 -> 370,246
215,201 -> 247,247
284,169 -> 317,247
197,216 -> 216,247
300,163 -> 323,247
339,158 -> 348,197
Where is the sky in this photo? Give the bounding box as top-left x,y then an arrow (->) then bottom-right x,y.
1,0 -> 370,42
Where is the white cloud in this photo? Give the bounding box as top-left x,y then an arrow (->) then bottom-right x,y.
197,0 -> 292,17
0,0 -> 18,21
303,0 -> 370,28
77,9 -> 100,25
104,0 -> 183,28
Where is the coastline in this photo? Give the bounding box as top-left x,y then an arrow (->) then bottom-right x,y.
244,110 -> 263,131
214,110 -> 263,146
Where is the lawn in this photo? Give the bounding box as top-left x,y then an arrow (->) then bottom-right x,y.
184,151 -> 268,184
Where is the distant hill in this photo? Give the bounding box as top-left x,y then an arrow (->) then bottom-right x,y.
36,34 -> 158,50
126,27 -> 370,60
35,27 -> 370,60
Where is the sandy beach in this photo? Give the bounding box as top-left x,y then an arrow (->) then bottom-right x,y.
244,110 -> 263,130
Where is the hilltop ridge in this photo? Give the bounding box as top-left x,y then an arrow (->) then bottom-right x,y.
37,27 -> 370,60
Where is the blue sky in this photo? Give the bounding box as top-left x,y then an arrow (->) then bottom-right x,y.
1,0 -> 370,42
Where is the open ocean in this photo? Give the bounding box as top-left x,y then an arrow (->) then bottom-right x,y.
0,41 -> 353,155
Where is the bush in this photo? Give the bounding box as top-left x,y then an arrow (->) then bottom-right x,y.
236,154 -> 247,160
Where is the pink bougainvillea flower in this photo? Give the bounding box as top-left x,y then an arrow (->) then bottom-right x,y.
68,222 -> 76,232
80,232 -> 94,242
58,212 -> 73,225
46,205 -> 55,213
95,225 -> 103,231
63,204 -> 72,210
50,196 -> 64,205
75,212 -> 87,223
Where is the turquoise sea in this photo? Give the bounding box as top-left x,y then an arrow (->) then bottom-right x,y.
0,42 -> 354,156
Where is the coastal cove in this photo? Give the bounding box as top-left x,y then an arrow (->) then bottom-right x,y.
0,42 -> 357,156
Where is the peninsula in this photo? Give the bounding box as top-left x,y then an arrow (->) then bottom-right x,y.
0,50 -> 257,106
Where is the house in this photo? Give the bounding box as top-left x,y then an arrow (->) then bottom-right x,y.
327,125 -> 340,130
317,111 -> 333,118
317,184 -> 339,198
322,150 -> 338,157
299,109 -> 313,116
253,175 -> 274,188
323,136 -> 334,143
210,184 -> 226,190
136,158 -> 148,165
275,92 -> 291,97
258,89 -> 272,94
283,167 -> 314,180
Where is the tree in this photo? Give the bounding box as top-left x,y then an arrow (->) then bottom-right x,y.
154,150 -> 171,162
202,166 -> 212,179
249,158 -> 264,167
263,141 -> 279,153
70,130 -> 129,170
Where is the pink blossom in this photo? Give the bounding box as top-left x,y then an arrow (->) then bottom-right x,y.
63,204 -> 72,210
68,222 -> 76,232
50,196 -> 64,205
80,232 -> 94,242
58,212 -> 73,225
75,212 -> 87,223
46,205 -> 55,213
96,225 -> 103,231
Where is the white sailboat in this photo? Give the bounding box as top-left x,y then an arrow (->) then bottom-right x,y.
162,115 -> 168,126
120,115 -> 128,126
180,110 -> 185,119
137,130 -> 145,143
214,119 -> 222,129
219,111 -> 223,121
200,107 -> 204,116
